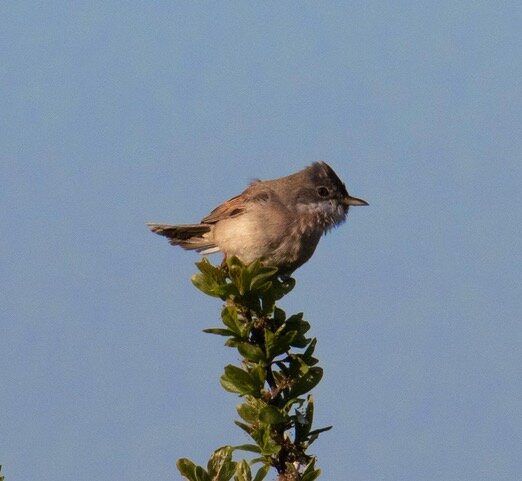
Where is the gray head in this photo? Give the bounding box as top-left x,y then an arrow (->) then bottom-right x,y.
281,161 -> 367,230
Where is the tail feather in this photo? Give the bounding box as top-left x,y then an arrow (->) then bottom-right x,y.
147,223 -> 217,252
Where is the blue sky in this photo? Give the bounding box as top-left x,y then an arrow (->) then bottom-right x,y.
1,2 -> 521,480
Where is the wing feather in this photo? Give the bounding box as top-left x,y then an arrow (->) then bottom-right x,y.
201,194 -> 246,224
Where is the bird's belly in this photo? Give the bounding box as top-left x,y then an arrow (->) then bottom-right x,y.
212,213 -> 282,263
212,212 -> 322,271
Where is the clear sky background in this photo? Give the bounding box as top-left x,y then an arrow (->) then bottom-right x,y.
1,2 -> 521,481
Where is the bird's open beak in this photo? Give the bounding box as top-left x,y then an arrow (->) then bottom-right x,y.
344,195 -> 369,206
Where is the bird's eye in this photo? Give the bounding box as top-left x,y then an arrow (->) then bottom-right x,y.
317,186 -> 330,197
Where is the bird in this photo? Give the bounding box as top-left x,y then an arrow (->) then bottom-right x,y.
147,162 -> 368,274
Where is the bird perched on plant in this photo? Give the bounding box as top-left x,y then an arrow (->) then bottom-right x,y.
148,162 -> 367,274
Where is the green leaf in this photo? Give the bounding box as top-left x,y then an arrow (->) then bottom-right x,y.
258,277 -> 295,315
233,443 -> 261,453
224,338 -> 237,346
220,365 -> 262,396
245,424 -> 278,455
283,395 -> 305,412
191,273 -> 219,298
234,459 -> 252,481
207,446 -> 236,481
195,465 -> 211,481
281,353 -> 310,381
289,367 -> 323,397
226,257 -> 250,295
252,465 -> 271,481
251,280 -> 272,293
295,395 -> 313,443
226,255 -> 245,271
285,311 -> 303,322
236,402 -> 258,423
249,457 -> 267,465
249,266 -> 278,292
303,338 -> 318,362
195,257 -> 226,282
307,425 -> 333,445
273,307 -> 286,323
221,306 -> 242,335
249,364 -> 267,387
258,425 -> 281,455
219,465 -> 237,481
264,329 -> 297,359
177,458 -> 197,480
300,458 -> 321,481
284,315 -> 311,348
258,405 -> 286,424
203,328 -> 237,337
305,394 -> 314,427
269,276 -> 295,301
236,396 -> 267,423
177,458 -> 211,481
191,258 -> 233,298
236,342 -> 266,363
234,420 -> 253,436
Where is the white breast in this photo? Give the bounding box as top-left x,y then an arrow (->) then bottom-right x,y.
211,206 -> 291,263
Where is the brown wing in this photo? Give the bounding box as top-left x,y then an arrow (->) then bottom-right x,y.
201,184 -> 271,224
201,194 -> 246,224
